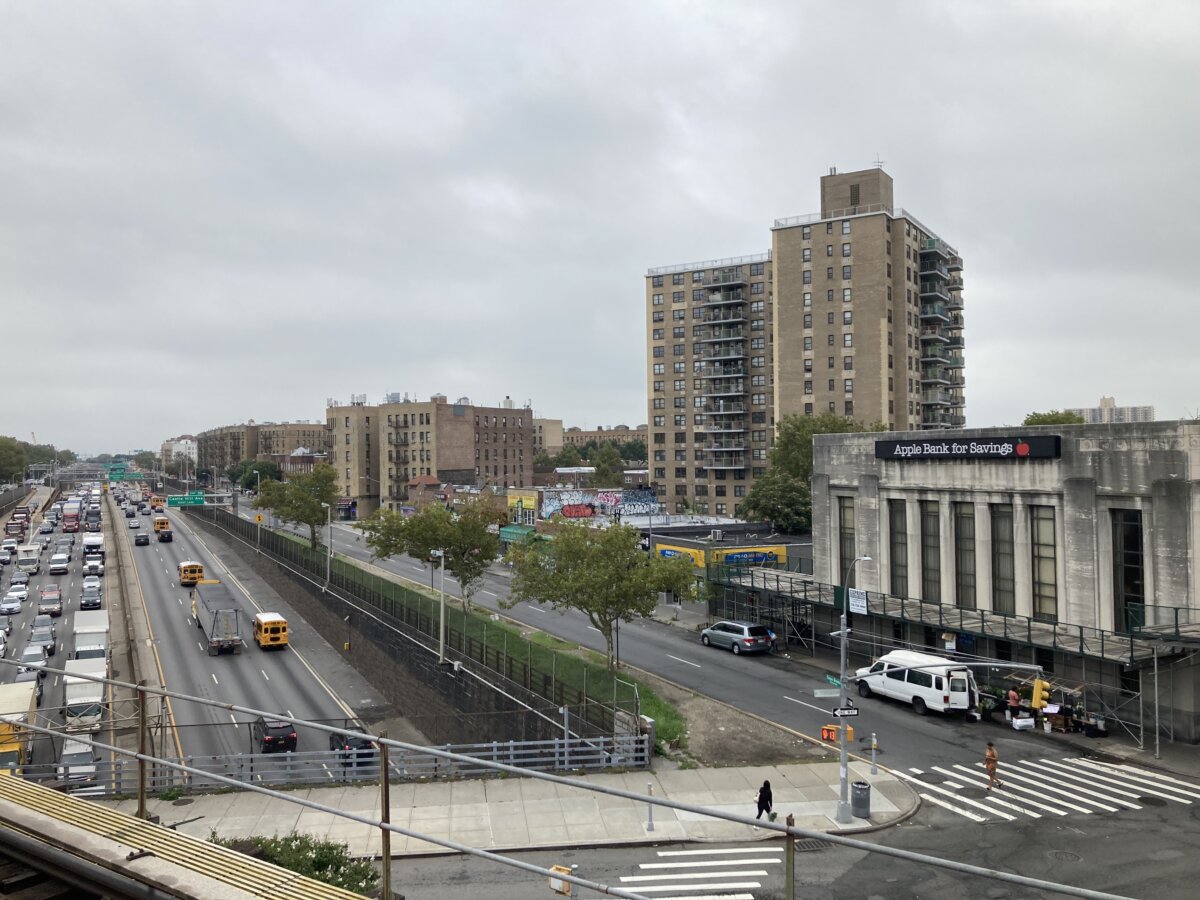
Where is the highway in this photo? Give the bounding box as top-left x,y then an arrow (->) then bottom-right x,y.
246,508 -> 1044,776
120,493 -> 361,761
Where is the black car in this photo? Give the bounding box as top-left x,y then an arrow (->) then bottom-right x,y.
134,532 -> 150,546
80,587 -> 102,610
252,716 -> 297,753
157,529 -> 173,543
329,727 -> 378,766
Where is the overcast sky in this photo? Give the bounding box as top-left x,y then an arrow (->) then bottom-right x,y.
3,1 -> 1197,455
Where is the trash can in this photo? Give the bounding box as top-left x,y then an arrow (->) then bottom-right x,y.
851,780 -> 871,819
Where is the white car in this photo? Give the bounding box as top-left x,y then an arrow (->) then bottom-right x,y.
4,585 -> 28,603
128,519 -> 140,529
0,596 -> 18,615
82,575 -> 101,593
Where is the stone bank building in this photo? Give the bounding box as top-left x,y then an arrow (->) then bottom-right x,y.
713,422 -> 1200,742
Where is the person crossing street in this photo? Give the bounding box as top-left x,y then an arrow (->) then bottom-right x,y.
985,741 -> 1003,790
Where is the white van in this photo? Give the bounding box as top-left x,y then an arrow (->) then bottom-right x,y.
855,649 -> 978,716
48,553 -> 70,575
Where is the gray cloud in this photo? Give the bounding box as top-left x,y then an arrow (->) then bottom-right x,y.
3,0 -> 1198,453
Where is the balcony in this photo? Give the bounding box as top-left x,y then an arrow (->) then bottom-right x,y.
944,354 -> 965,368
701,346 -> 747,362
945,334 -> 965,350
700,327 -> 745,342
702,381 -> 746,397
706,439 -> 746,451
706,453 -> 747,469
921,346 -> 950,363
702,309 -> 746,324
921,366 -> 949,384
700,290 -> 748,307
919,281 -> 949,301
700,364 -> 747,379
921,411 -> 966,429
947,256 -> 963,272
945,292 -> 964,311
391,434 -> 409,446
710,268 -> 747,287
921,238 -> 953,259
921,389 -> 954,406
705,422 -> 747,436
919,303 -> 949,322
920,327 -> 948,343
948,312 -> 964,330
704,401 -> 747,415
919,261 -> 949,280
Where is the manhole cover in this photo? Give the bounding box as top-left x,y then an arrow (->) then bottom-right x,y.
913,771 -> 947,784
959,788 -> 989,799
172,798 -> 194,807
794,839 -> 832,853
1051,850 -> 1081,862
1139,796 -> 1167,807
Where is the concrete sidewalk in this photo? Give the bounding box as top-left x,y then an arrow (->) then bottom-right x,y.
103,758 -> 915,858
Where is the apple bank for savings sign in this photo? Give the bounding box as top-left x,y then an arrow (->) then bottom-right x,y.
875,435 -> 1061,461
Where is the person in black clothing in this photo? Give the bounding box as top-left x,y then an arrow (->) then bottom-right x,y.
756,780 -> 773,820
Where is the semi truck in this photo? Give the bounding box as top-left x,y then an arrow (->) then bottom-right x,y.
192,590 -> 243,655
72,610 -> 110,662
63,658 -> 108,732
0,681 -> 39,776
62,501 -> 81,533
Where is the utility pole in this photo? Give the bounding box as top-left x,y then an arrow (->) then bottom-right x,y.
836,555 -> 870,825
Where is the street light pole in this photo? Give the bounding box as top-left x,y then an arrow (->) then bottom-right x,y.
321,502 -> 332,591
255,471 -> 262,551
836,554 -> 871,825
432,549 -> 446,663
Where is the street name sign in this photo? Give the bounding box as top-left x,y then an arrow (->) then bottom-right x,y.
825,674 -> 842,687
833,707 -> 859,717
813,688 -> 841,698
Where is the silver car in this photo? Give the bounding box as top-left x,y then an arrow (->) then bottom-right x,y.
699,620 -> 773,655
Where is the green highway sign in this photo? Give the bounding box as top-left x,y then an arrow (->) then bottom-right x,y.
825,674 -> 842,688
167,495 -> 205,507
187,490 -> 205,498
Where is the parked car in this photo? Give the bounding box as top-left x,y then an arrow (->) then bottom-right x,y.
699,620 -> 773,655
329,727 -> 378,766
134,532 -> 150,546
252,716 -> 297,753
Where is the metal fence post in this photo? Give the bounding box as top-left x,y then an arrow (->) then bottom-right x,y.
785,812 -> 795,899
646,782 -> 654,832
379,731 -> 391,900
136,680 -> 148,820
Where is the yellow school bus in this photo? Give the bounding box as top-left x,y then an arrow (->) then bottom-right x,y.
253,612 -> 289,650
153,515 -> 170,533
178,561 -> 204,587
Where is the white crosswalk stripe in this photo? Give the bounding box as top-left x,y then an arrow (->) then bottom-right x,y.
616,846 -> 782,899
902,756 -> 1197,823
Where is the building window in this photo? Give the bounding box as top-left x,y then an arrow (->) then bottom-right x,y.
842,243 -> 851,257
803,313 -> 812,328
843,310 -> 852,325
804,337 -> 812,351
920,500 -> 940,603
1112,509 -> 1144,634
843,355 -> 853,371
1031,505 -> 1057,622
751,282 -> 764,294
750,263 -> 764,275
991,504 -> 1015,615
842,265 -> 852,280
843,333 -> 853,347
673,291 -> 684,302
843,288 -> 852,303
842,220 -> 851,234
652,293 -> 663,305
838,496 -> 856,587
802,270 -> 812,284
804,381 -> 812,395
889,500 -> 908,597
802,225 -> 811,238
954,502 -> 975,610
673,273 -> 684,285
803,292 -> 812,307
844,378 -> 853,393
652,275 -> 663,287
803,248 -> 812,262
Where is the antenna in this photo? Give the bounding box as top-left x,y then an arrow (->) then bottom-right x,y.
873,153 -> 886,169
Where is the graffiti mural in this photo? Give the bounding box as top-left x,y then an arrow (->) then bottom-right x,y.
539,488 -> 660,521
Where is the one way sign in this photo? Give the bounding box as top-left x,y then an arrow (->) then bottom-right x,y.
833,707 -> 859,717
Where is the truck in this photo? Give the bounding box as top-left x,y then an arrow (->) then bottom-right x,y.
83,554 -> 105,576
72,609 -> 109,662
16,544 -> 41,575
62,501 -> 81,533
0,681 -> 39,776
83,506 -> 101,532
192,589 -> 243,655
62,658 -> 108,732
82,534 -> 105,560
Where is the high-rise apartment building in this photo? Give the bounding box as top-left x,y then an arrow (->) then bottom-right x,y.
1067,396 -> 1155,424
645,167 -> 964,516
327,394 -> 535,519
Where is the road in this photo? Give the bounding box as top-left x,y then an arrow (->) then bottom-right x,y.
122,496 -> 360,760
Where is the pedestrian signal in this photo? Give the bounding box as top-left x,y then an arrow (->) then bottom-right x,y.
1031,678 -> 1052,710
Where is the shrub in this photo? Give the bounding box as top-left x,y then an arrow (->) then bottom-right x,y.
209,831 -> 379,894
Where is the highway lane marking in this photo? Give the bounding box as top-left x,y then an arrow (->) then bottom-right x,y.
526,604 -> 545,613
616,884 -> 761,895
211,673 -> 219,685
230,714 -> 237,724
666,655 -> 701,669
783,694 -> 830,714
587,625 -> 600,632
261,669 -> 270,681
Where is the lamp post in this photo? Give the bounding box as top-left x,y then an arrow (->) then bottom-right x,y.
835,554 -> 871,825
255,471 -> 262,548
431,549 -> 446,663
321,502 -> 332,591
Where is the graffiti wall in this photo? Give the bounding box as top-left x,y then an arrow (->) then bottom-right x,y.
539,488 -> 658,521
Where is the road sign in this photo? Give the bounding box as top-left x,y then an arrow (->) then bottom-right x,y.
848,587 -> 868,615
813,688 -> 841,698
833,707 -> 859,717
255,514 -> 264,523
166,495 -> 205,507
187,490 -> 205,498
825,674 -> 842,687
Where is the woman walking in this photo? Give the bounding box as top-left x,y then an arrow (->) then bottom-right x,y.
985,742 -> 1003,790
755,779 -> 773,825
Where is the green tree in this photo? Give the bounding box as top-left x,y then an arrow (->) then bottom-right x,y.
620,438 -> 647,463
504,524 -> 695,672
56,449 -> 77,466
253,464 -> 338,550
533,450 -> 555,468
1022,410 -> 1085,426
0,437 -> 26,483
25,444 -> 58,466
91,453 -> 113,464
742,412 -> 883,533
133,451 -> 158,470
590,442 -> 624,486
243,460 -> 282,489
553,444 -> 583,468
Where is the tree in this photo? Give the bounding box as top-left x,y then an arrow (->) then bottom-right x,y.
0,437 -> 26,483
253,464 -> 338,550
742,412 -> 883,534
620,438 -> 647,463
590,442 -> 624,486
359,502 -> 506,611
1023,410 -> 1084,426
56,449 -> 77,466
504,524 -> 695,672
553,445 -> 583,468
533,450 -> 555,468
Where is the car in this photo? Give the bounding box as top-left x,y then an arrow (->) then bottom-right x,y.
124,508 -> 136,518
35,534 -> 52,550
80,587 -> 102,610
141,507 -> 152,515
699,620 -> 773,655
0,550 -> 10,566
58,739 -> 99,783
1,539 -> 17,555
48,553 -> 70,575
38,521 -> 54,534
38,585 -> 63,616
9,571 -> 29,587
17,644 -> 48,675
128,519 -> 140,529
14,668 -> 43,705
0,595 -> 18,615
134,532 -> 150,546
4,584 -> 29,603
252,716 -> 297,753
28,625 -> 55,657
329,727 -> 378,766
82,575 -> 101,592
32,613 -> 55,636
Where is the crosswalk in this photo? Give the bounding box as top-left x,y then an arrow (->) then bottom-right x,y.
896,756 -> 1200,823
615,846 -> 784,899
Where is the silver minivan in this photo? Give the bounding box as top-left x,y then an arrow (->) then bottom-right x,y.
700,620 -> 773,655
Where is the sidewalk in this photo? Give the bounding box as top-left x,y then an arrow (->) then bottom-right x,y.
105,758 -> 915,858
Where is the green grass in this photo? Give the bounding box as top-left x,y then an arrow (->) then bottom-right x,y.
637,684 -> 687,749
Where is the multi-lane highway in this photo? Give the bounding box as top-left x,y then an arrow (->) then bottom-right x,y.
120,494 -> 363,761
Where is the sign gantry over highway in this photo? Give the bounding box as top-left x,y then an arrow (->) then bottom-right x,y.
167,495 -> 205,507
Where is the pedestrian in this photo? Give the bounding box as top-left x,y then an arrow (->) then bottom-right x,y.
755,779 -> 773,825
985,742 -> 1002,790
1007,684 -> 1021,721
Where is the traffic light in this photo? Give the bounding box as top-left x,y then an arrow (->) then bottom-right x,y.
1031,678 -> 1052,710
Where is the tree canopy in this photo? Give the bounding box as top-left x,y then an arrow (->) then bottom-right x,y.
504,524 -> 695,672
228,459 -> 283,488
589,442 -> 625,486
1022,410 -> 1085,426
133,451 -> 158,471
252,464 -> 338,550
741,412 -> 883,534
358,501 -> 507,611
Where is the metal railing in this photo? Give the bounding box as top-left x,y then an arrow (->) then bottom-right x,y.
646,251 -> 771,277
